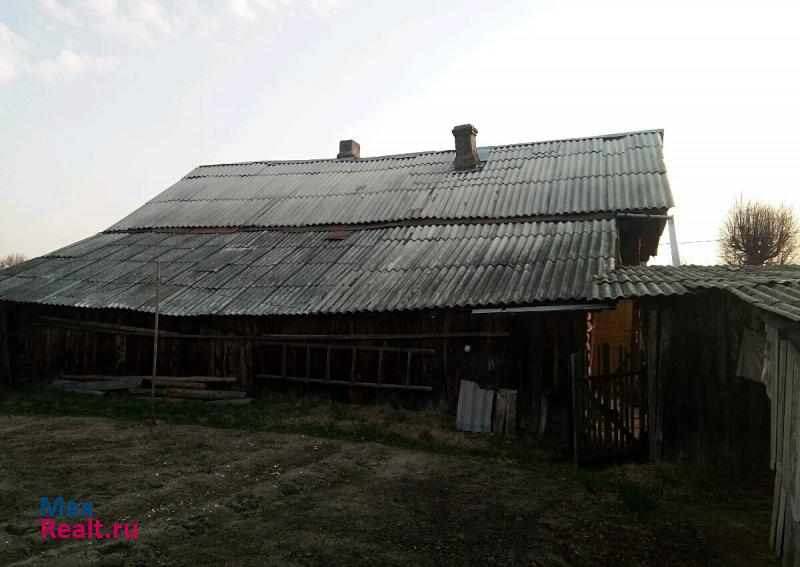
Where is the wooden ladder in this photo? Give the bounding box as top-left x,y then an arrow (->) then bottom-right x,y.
256,341 -> 436,392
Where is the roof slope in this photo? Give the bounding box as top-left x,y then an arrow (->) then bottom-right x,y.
110,130 -> 672,231
594,265 -> 800,321
0,220 -> 616,316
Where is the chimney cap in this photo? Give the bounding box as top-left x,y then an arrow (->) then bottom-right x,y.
452,124 -> 478,136
337,139 -> 360,160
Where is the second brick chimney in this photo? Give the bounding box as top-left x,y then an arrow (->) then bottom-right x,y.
452,124 -> 479,170
337,139 -> 360,160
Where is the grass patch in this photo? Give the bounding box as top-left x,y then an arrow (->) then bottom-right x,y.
577,469 -> 607,494
0,388 -> 558,464
614,479 -> 657,512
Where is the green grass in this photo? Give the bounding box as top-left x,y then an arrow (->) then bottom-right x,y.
614,479 -> 658,512
0,388 -> 554,462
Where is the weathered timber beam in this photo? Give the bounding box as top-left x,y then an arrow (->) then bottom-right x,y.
62,374 -> 236,384
51,376 -> 143,391
0,306 -> 11,392
163,389 -> 247,400
257,374 -> 433,392
150,379 -> 206,390
26,317 -> 507,342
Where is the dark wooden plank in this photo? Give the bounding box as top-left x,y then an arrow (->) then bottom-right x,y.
570,351 -> 583,467
151,379 -> 206,390
71,374 -> 236,383
493,389 -> 507,436
655,309 -> 671,462
129,388 -> 165,397
377,349 -> 384,386
350,347 -> 357,384
325,346 -> 331,381
0,306 -> 12,392
61,374 -> 124,382
28,317 -> 507,342
52,376 -> 143,391
164,388 -> 247,400
257,374 -> 432,392
505,389 -> 517,437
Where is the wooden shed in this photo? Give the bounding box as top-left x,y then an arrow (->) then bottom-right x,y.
595,264 -> 800,564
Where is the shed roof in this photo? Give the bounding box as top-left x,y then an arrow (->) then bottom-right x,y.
0,220 -> 617,316
110,129 -> 672,231
594,265 -> 800,321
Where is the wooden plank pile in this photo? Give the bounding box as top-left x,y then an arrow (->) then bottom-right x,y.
50,374 -> 251,403
130,375 -> 250,403
50,375 -> 145,396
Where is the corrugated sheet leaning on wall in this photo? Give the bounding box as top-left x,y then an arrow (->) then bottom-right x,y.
455,380 -> 494,433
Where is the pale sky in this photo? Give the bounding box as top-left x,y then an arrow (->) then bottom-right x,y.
1,0 -> 799,265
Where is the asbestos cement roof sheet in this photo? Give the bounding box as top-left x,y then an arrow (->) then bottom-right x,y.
109,130 -> 672,231
593,265 -> 800,322
0,219 -> 617,316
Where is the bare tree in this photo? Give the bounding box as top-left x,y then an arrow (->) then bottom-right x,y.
0,253 -> 27,270
719,197 -> 799,265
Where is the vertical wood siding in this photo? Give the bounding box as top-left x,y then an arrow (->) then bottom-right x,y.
767,327 -> 800,565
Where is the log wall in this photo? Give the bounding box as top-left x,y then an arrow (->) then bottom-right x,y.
2,303 -> 585,440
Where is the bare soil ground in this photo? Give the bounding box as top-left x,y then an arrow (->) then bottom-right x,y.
0,414 -> 777,567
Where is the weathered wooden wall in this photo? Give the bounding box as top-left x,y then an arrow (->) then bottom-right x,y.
0,304 -> 11,396
767,326 -> 800,565
2,303 -> 585,440
644,292 -> 771,474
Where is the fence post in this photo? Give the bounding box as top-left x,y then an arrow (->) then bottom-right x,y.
570,351 -> 585,468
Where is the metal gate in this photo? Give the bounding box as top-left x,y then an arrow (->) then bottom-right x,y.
570,350 -> 647,465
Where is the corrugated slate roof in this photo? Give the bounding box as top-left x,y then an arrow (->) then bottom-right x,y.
109,130 -> 672,230
0,220 -> 617,316
593,265 -> 800,321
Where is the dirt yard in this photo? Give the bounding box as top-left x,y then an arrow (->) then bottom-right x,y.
0,414 -> 778,566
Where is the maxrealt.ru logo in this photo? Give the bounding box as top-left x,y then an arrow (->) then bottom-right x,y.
40,497 -> 138,540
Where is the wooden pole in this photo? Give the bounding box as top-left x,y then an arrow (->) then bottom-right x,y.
151,261 -> 161,403
570,351 -> 583,468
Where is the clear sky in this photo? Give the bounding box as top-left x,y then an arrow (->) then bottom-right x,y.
1,0 -> 798,265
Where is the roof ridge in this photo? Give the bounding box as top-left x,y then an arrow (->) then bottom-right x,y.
101,216 -> 616,235
193,129 -> 665,170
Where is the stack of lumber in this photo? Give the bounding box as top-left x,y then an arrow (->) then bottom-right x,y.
50,374 -> 251,404
129,375 -> 252,404
50,375 -> 145,396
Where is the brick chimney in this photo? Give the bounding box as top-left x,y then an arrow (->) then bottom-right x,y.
452,124 -> 479,170
337,139 -> 360,159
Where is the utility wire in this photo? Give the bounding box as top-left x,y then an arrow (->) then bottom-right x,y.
658,239 -> 720,246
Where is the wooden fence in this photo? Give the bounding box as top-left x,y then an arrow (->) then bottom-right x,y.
767,325 -> 800,565
571,350 -> 646,464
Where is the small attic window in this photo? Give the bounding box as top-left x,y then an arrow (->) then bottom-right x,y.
326,229 -> 352,240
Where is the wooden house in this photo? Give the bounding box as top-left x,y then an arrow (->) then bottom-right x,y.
0,125 -> 673,444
